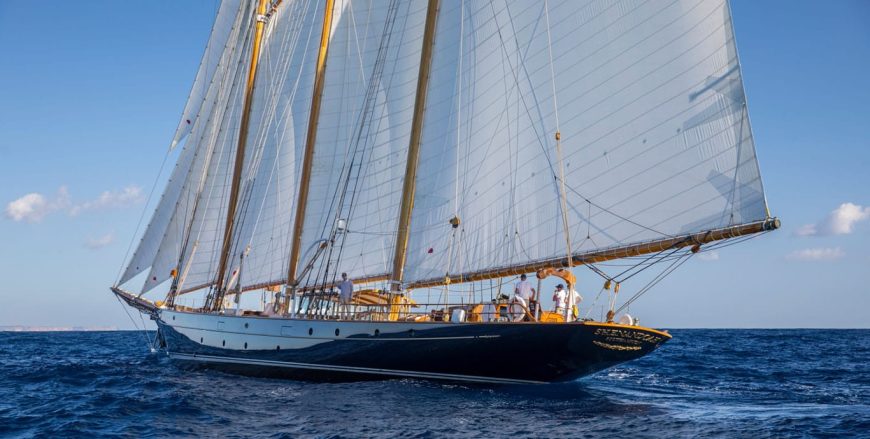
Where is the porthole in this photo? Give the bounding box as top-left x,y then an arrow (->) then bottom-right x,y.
244,323 -> 249,329
335,328 -> 340,336
244,342 -> 248,349
374,329 -> 380,337
222,340 -> 226,347
308,328 -> 313,336
172,316 -> 176,320
200,337 -> 203,343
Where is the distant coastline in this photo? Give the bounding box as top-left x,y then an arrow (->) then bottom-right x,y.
0,326 -> 119,332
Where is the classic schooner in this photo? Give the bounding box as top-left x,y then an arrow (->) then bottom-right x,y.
112,0 -> 779,384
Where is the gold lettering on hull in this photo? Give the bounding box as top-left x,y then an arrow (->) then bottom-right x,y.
593,341 -> 643,351
592,328 -> 664,351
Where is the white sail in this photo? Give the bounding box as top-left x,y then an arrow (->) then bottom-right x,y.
227,0 -> 324,291
404,0 -> 768,284
120,0 -> 252,289
295,0 -> 427,288
118,135 -> 200,286
140,3 -> 256,294
170,0 -> 245,150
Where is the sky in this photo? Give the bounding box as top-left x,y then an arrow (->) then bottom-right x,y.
0,1 -> 868,329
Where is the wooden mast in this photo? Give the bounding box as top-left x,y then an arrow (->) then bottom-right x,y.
286,0 -> 336,288
210,0 -> 269,310
389,0 -> 441,293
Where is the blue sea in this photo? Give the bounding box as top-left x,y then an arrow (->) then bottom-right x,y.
0,330 -> 867,438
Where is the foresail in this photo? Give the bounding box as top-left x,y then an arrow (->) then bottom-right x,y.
295,0 -> 427,288
403,0 -> 769,285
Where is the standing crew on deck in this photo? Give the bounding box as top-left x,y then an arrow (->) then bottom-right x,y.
338,272 -> 353,318
513,274 -> 536,311
553,284 -> 568,317
553,283 -> 582,322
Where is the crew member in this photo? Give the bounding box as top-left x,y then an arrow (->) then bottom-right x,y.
512,274 -> 536,318
552,284 -> 568,317
338,272 -> 353,318
553,283 -> 582,322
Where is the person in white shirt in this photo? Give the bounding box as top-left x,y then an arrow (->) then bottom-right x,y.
512,274 -> 536,319
552,284 -> 568,316
553,283 -> 582,322
338,272 -> 353,318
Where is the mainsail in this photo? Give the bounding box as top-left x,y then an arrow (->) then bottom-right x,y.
119,0 -> 773,301
405,0 -> 769,286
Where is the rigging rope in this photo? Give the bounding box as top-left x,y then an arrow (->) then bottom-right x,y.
113,294 -> 155,352
615,249 -> 694,315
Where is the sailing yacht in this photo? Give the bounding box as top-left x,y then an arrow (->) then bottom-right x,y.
113,0 -> 778,384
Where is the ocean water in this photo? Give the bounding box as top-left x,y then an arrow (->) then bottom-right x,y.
0,330 -> 867,438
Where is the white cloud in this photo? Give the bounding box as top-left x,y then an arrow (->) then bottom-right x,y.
85,231 -> 115,250
70,186 -> 143,216
4,185 -> 142,222
4,187 -> 70,223
786,247 -> 845,261
697,250 -> 720,261
796,203 -> 870,237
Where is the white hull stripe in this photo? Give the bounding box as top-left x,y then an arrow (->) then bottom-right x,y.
169,324 -> 500,341
169,352 -> 546,385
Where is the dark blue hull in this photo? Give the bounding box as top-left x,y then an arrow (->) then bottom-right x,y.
157,314 -> 670,384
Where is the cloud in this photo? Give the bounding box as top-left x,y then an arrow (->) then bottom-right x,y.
85,231 -> 115,250
786,247 -> 845,261
697,250 -> 720,261
70,186 -> 143,216
4,187 -> 70,223
4,185 -> 142,222
795,203 -> 870,236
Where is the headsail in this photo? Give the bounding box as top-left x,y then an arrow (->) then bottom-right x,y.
170,0 -> 245,150
122,0 -> 256,293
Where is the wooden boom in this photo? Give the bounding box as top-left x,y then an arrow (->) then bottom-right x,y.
406,218 -> 781,289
